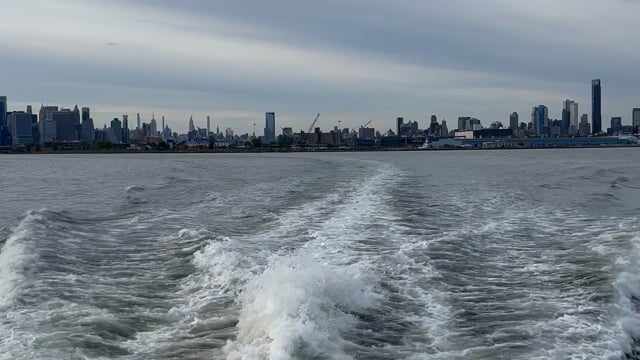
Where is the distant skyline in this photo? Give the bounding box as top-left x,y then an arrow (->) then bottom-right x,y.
2,0 -> 640,133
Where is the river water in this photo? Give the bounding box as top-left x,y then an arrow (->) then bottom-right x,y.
1,149 -> 639,359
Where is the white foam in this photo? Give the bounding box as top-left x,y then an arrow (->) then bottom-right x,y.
224,254 -> 379,360
0,212 -> 39,309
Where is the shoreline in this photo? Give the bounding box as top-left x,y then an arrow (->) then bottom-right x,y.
2,144 -> 639,155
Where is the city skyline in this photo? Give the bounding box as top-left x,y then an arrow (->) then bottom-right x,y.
2,1 -> 640,133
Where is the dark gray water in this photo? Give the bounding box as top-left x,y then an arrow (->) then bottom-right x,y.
1,149 -> 640,359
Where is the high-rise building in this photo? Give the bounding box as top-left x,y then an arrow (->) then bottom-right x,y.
440,120 -> 449,137
149,114 -> 158,138
509,112 -> 519,130
52,109 -> 78,142
458,116 -> 470,131
122,115 -> 129,143
0,96 -> 8,129
610,117 -> 622,135
532,105 -> 548,136
592,79 -> 602,134
110,118 -> 123,143
136,113 -> 141,130
82,107 -> 90,123
188,116 -> 195,133
206,116 -> 211,136
633,108 -> 640,132
264,112 -> 276,143
39,105 -> 58,125
7,111 -> 35,146
561,109 -> 570,136
396,117 -> 404,137
579,114 -> 590,137
570,102 -> 579,129
563,99 -> 578,136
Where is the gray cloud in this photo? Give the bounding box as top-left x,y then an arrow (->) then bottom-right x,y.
1,0 -> 639,132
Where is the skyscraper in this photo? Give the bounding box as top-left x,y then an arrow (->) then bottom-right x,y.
592,79 -> 602,134
579,114 -> 590,137
82,107 -> 90,124
532,105 -> 548,135
122,115 -> 129,143
7,111 -> 35,146
396,117 -> 404,137
110,118 -> 123,143
633,108 -> 640,132
264,112 -> 276,143
509,112 -> 519,130
149,115 -> 158,137
52,109 -> 78,142
0,96 -> 7,129
570,101 -> 579,129
206,116 -> 211,136
188,116 -> 195,133
39,105 -> 58,125
610,116 -> 622,130
137,113 -> 141,130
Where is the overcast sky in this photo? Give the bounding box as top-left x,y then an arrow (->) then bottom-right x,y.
2,0 -> 639,133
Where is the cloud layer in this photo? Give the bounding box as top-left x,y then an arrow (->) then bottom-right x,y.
1,0 -> 639,132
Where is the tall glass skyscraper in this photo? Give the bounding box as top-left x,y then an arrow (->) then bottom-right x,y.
264,112 -> 276,143
592,79 -> 601,134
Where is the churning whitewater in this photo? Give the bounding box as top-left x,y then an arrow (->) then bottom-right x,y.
1,150 -> 640,359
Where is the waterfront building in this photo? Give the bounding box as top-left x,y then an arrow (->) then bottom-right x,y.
592,79 -> 602,134
282,127 -> 293,137
633,108 -> 640,132
264,112 -> 276,143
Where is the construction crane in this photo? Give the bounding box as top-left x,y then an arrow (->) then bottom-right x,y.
360,118 -> 373,128
307,113 -> 320,133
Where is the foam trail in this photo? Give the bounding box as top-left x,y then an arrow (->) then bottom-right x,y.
224,255 -> 379,360
223,164 -> 398,359
0,212 -> 39,310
